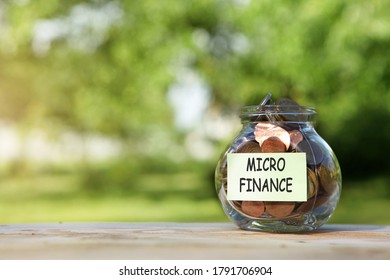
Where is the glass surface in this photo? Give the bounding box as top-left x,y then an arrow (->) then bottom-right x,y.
215,106 -> 342,232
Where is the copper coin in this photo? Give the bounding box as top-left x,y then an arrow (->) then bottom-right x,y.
236,141 -> 261,153
231,200 -> 242,209
307,168 -> 319,199
295,195 -> 329,213
265,202 -> 295,218
261,137 -> 286,153
275,97 -> 300,107
318,164 -> 339,194
295,198 -> 315,214
254,122 -> 290,150
273,98 -> 308,122
289,130 -> 303,150
241,201 -> 265,217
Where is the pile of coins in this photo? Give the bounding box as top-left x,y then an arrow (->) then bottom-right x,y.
220,96 -> 340,220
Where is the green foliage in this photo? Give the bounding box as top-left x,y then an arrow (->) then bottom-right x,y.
3,0 -> 390,225
1,0 -> 390,177
81,155 -> 215,194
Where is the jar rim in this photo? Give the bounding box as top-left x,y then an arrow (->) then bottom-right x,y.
240,105 -> 316,121
241,105 -> 316,114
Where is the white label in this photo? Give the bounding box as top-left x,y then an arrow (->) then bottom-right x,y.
227,153 -> 307,202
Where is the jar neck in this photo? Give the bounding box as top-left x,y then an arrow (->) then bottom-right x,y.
240,105 -> 316,125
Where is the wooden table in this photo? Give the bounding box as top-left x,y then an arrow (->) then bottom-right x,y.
0,223 -> 389,259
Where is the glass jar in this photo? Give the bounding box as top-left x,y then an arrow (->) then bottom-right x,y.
215,102 -> 342,232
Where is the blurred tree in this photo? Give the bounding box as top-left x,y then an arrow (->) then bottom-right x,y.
0,0 -> 389,177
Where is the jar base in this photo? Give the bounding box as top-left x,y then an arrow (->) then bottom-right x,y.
236,219 -> 319,233
219,188 -> 336,233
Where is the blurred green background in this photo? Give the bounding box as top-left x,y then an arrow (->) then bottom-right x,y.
0,0 -> 389,224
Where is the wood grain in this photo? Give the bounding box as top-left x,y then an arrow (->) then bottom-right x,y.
0,223 -> 389,259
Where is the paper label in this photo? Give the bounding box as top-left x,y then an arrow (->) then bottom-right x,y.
227,153 -> 307,202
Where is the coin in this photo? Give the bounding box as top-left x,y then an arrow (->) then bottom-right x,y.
232,200 -> 242,209
275,97 -> 300,107
265,202 -> 295,218
273,98 -> 303,121
295,195 -> 329,213
288,130 -> 303,150
254,122 -> 290,149
236,141 -> 261,153
241,201 -> 265,217
261,137 -> 286,153
318,164 -> 339,194
307,168 -> 318,199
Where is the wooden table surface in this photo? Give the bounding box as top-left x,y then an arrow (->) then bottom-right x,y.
0,223 -> 389,259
